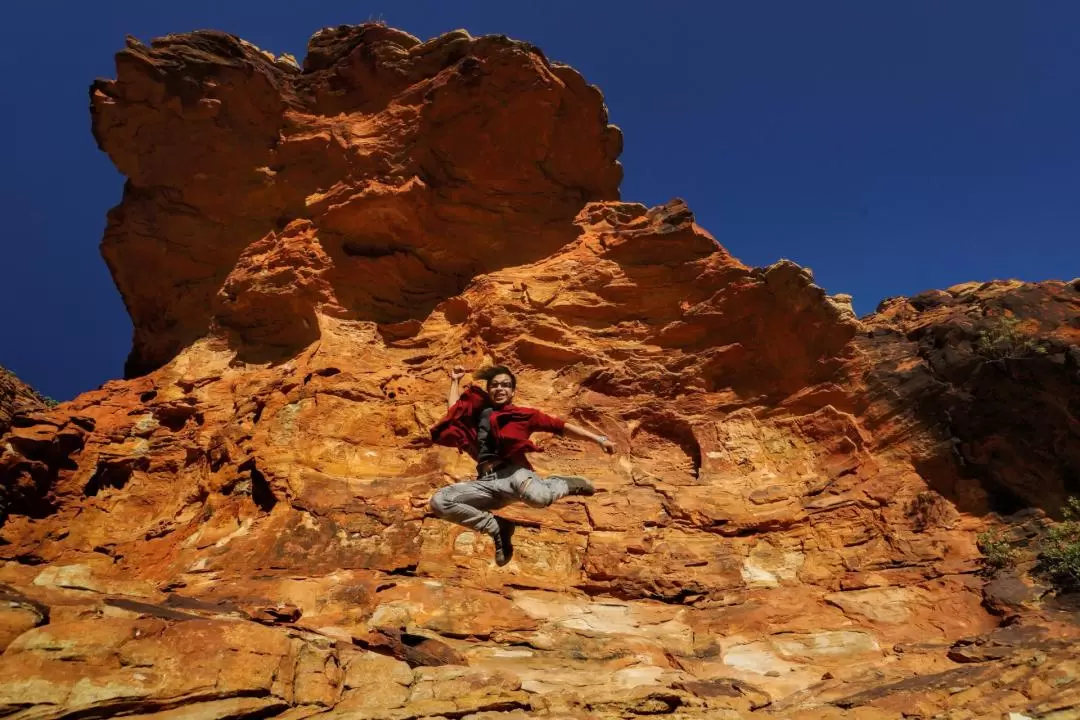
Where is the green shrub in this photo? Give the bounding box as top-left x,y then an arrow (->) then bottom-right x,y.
1035,497 -> 1080,593
976,528 -> 1017,571
975,315 -> 1047,359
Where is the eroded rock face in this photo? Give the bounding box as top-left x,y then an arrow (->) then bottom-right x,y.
1,23 -> 1078,720
0,367 -> 50,524
92,27 -> 621,376
0,366 -> 45,436
856,279 -> 1080,516
929,284 -> 1077,511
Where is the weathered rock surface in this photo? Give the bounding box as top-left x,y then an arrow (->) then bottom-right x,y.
91,26 -> 621,377
866,280 -> 1080,516
0,367 -> 49,525
1,23 -> 1078,720
0,366 -> 45,436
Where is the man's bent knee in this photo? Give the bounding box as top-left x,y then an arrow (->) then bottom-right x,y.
429,488 -> 455,517
521,486 -> 556,508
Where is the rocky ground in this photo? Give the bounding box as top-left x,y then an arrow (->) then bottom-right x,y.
1,24 -> 1078,720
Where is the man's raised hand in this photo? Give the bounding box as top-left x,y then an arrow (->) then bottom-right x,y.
447,365 -> 467,409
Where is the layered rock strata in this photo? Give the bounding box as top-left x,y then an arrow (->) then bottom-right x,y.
0,24 -> 1077,720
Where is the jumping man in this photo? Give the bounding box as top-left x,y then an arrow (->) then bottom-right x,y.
429,364 -> 615,565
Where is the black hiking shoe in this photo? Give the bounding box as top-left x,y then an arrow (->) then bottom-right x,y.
563,476 -> 595,496
492,517 -> 515,566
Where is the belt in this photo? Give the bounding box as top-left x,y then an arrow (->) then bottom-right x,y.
477,459 -> 508,477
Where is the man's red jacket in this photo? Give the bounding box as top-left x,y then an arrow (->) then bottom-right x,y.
430,386 -> 565,468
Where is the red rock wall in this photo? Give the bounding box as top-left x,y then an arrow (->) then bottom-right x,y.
92,27 -> 621,376
0,24 -> 1078,720
0,366 -> 44,436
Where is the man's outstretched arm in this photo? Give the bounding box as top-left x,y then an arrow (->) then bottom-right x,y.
563,422 -> 616,455
447,365 -> 466,409
529,411 -> 615,455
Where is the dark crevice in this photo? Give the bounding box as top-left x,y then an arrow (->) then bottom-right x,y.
210,450 -> 229,472
46,691 -> 282,720
983,478 -> 1030,516
353,626 -> 467,668
251,469 -> 276,512
709,520 -> 802,538
70,416 -> 96,432
237,459 -> 277,512
242,704 -> 293,720
386,564 -> 417,577
103,597 -> 204,622
342,241 -> 408,259
162,594 -> 244,615
574,581 -> 712,607
434,701 -> 532,719
84,464 -> 133,497
0,583 -> 50,624
93,545 -> 123,563
158,411 -> 193,433
399,631 -> 430,648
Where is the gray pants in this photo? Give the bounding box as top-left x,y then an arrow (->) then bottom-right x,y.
429,464 -> 575,536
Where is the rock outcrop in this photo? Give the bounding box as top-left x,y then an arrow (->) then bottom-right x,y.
0,366 -> 49,524
1,24 -> 1077,720
0,366 -> 45,437
865,280 -> 1080,516
91,26 -> 621,377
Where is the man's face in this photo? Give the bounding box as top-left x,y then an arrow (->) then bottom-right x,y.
488,373 -> 515,407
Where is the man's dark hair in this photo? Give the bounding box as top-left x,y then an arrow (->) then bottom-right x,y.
475,365 -> 516,390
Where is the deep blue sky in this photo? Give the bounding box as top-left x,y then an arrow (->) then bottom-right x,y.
2,1 -> 1078,400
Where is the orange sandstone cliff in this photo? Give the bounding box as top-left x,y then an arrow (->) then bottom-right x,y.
0,367 -> 45,437
0,25 -> 1078,720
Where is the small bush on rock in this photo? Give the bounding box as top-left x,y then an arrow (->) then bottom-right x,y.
1036,497 -> 1080,593
975,315 -> 1047,360
976,529 -> 1017,571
